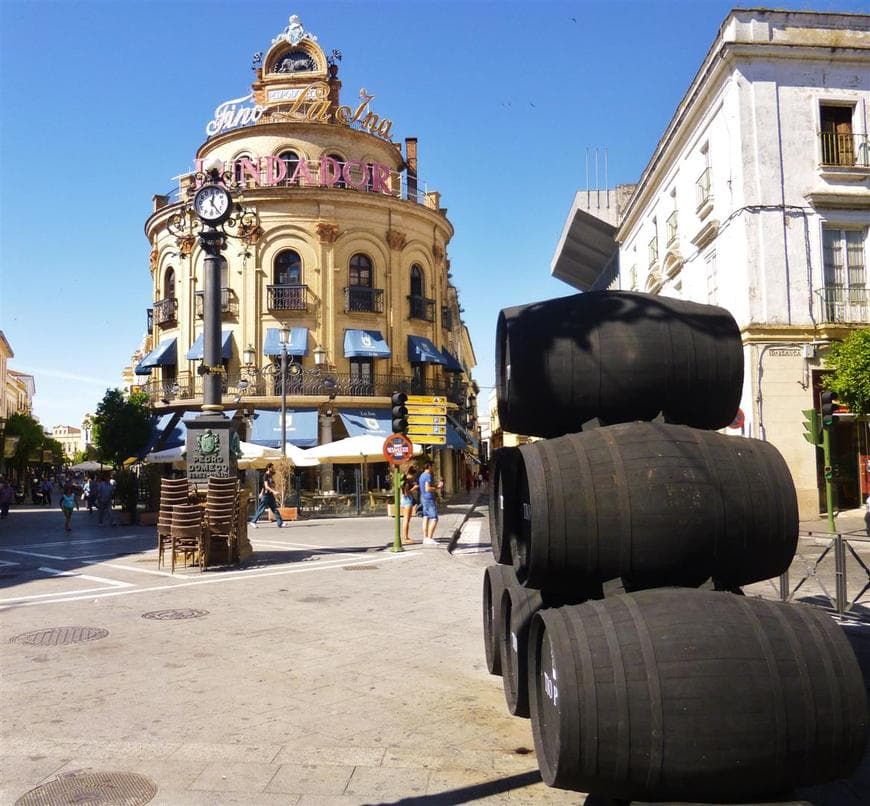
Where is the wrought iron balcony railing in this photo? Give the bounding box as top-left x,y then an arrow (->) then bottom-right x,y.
408,295 -> 435,322
267,284 -> 310,312
819,131 -> 870,168
696,166 -> 712,210
153,297 -> 178,327
146,308 -> 154,334
194,288 -> 239,319
344,286 -> 384,313
441,306 -> 453,331
666,211 -> 678,246
818,286 -> 868,324
140,368 -> 468,408
647,236 -> 659,268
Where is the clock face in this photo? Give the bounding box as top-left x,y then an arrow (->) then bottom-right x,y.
194,185 -> 231,222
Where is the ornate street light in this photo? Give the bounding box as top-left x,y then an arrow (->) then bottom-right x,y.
279,326 -> 291,458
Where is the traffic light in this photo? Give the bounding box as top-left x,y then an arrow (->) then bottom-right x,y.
391,391 -> 408,434
820,391 -> 837,427
801,409 -> 820,445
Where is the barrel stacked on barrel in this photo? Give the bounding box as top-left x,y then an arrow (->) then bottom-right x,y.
485,291 -> 867,803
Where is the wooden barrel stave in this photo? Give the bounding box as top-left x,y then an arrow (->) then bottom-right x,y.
482,564 -> 517,676
496,291 -> 743,438
512,423 -> 797,590
489,447 -> 521,565
528,589 -> 867,801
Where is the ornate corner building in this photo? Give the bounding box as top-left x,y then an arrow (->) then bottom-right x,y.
134,14 -> 478,490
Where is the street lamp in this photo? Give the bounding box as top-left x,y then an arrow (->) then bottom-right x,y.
243,345 -> 256,367
279,327 -> 291,457
0,416 -> 6,477
313,344 -> 327,367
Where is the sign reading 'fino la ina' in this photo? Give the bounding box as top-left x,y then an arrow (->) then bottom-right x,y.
206,83 -> 393,139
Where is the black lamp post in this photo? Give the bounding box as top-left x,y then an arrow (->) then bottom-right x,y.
279,327 -> 291,457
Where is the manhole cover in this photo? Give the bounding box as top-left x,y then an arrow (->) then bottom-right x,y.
141,608 -> 209,620
344,564 -> 378,571
15,770 -> 157,805
10,627 -> 109,647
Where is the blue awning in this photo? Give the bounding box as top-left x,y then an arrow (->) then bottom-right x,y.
139,412 -> 179,457
186,330 -> 234,361
339,408 -> 392,437
135,338 -> 177,374
408,335 -> 447,365
445,423 -> 466,450
249,408 -> 318,448
162,416 -> 188,450
440,348 -> 464,373
447,414 -> 480,449
344,329 -> 391,358
264,327 -> 309,357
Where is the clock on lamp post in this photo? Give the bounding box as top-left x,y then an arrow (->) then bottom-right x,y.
193,183 -> 233,227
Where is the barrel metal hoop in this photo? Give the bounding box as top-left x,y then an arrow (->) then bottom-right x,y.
599,428 -> 631,573
769,600 -> 815,771
622,594 -> 664,793
791,604 -> 843,766
686,425 -> 726,560
589,599 -> 631,781
737,596 -> 787,783
568,431 -> 598,572
565,607 -> 598,780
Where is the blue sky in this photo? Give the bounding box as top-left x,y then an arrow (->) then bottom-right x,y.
1,0 -> 867,429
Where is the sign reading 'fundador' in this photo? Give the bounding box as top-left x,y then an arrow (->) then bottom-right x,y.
206,82 -> 393,139
193,154 -> 395,195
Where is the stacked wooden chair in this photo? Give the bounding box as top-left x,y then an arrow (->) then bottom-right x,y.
203,476 -> 240,570
157,477 -> 192,570
170,503 -> 205,573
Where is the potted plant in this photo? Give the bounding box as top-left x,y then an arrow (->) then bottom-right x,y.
114,468 -> 139,525
271,457 -> 298,521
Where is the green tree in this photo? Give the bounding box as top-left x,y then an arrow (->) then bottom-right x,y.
822,328 -> 870,416
92,389 -> 152,467
4,412 -> 46,480
42,437 -> 65,466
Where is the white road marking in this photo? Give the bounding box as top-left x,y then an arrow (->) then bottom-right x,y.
0,559 -> 20,567
38,567 -> 134,588
0,552 -> 417,610
1,548 -> 73,560
81,560 -> 176,578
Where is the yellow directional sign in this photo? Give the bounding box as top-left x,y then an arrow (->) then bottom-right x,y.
408,424 -> 447,436
406,404 -> 447,416
407,414 -> 447,425
411,434 -> 446,446
406,395 -> 446,405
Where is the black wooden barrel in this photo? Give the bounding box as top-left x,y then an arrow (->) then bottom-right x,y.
489,447 -> 521,565
495,291 -> 743,438
498,585 -> 544,718
482,564 -> 516,676
512,422 -> 798,589
528,589 -> 867,801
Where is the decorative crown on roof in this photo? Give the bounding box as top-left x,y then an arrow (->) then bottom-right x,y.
272,14 -> 318,46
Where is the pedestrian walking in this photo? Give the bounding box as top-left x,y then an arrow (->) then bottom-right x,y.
0,477 -> 13,519
249,463 -> 284,528
40,477 -> 53,506
96,473 -> 115,526
60,483 -> 76,532
418,460 -> 442,545
400,467 -> 419,545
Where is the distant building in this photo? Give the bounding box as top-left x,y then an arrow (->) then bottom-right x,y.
50,425 -> 83,460
551,8 -> 870,516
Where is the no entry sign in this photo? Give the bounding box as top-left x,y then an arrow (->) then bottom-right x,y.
383,433 -> 414,465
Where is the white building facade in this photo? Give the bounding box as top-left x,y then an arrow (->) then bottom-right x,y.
553,9 -> 870,517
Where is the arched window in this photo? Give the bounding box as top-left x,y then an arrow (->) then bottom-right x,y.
349,253 -> 372,287
279,150 -> 300,184
234,153 -> 257,185
274,250 -> 302,286
328,152 -> 347,189
410,264 -> 424,297
348,253 -> 375,312
163,267 -> 175,299
409,264 -> 432,320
